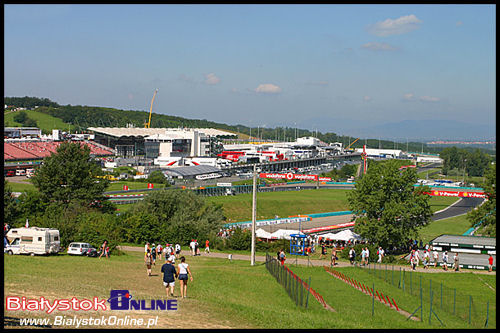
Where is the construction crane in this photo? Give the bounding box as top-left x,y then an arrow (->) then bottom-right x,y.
345,137 -> 360,151
144,89 -> 158,128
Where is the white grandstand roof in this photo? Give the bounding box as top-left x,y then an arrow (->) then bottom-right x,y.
87,127 -> 236,138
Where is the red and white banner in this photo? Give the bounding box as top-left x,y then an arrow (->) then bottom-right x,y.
399,165 -> 416,170
303,222 -> 355,234
424,190 -> 485,198
259,173 -> 332,182
147,183 -> 154,189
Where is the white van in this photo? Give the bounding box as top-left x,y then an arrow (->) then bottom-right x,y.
26,168 -> 35,178
5,227 -> 61,256
15,169 -> 26,176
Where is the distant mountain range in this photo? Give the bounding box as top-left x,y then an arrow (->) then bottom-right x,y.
300,117 -> 495,141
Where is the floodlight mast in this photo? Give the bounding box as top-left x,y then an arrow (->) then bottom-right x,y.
145,89 -> 158,128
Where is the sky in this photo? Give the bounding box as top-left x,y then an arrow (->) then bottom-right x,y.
4,4 -> 496,138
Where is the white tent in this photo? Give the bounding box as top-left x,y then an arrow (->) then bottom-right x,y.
318,232 -> 339,240
332,229 -> 362,241
270,229 -> 301,240
256,228 -> 273,239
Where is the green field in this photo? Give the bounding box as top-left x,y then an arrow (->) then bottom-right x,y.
3,251 -> 494,329
419,214 -> 472,244
4,110 -> 74,133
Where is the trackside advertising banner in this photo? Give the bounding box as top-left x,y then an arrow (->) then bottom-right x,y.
259,173 -> 332,182
424,190 -> 486,198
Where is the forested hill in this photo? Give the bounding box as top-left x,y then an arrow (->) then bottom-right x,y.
3,96 -> 495,155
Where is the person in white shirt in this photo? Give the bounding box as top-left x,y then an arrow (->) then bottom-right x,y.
433,249 -> 439,268
189,240 -> 196,256
442,251 -> 449,271
423,250 -> 430,269
176,256 -> 193,298
377,247 -> 384,263
414,249 -> 420,267
175,243 -> 181,259
365,247 -> 370,265
361,248 -> 367,266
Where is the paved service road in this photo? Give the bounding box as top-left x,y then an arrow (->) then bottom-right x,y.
432,197 -> 484,221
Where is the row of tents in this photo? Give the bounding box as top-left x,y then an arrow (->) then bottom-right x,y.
256,228 -> 362,241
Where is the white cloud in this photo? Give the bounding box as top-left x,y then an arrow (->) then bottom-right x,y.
361,42 -> 397,51
204,73 -> 220,85
254,83 -> 282,94
363,96 -> 372,102
403,93 -> 415,101
420,95 -> 440,103
368,14 -> 422,37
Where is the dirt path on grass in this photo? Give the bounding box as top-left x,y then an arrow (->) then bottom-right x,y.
117,246 -> 495,275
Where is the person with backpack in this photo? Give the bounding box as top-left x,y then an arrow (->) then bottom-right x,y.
349,247 -> 356,265
279,249 -> 286,265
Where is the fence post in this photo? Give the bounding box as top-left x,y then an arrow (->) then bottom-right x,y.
385,263 -> 387,282
399,267 -> 402,288
469,295 -> 471,325
453,288 -> 456,315
372,282 -> 375,317
403,269 -> 405,292
440,283 -> 443,309
305,277 -> 311,309
410,270 -> 412,295
485,300 -> 489,328
429,288 -> 433,325
392,265 -> 394,286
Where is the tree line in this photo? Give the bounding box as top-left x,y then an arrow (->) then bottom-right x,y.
6,96 -> 491,155
439,146 -> 493,177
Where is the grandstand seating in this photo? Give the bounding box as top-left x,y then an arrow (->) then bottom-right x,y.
4,141 -> 114,161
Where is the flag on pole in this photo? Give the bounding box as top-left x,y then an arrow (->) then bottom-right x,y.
25,219 -> 29,228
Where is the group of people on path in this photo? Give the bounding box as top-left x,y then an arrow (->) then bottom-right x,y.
144,242 -> 194,298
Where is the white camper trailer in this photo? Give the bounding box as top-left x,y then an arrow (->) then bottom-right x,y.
5,227 -> 61,255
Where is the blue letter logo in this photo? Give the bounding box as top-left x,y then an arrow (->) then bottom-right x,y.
108,290 -> 132,310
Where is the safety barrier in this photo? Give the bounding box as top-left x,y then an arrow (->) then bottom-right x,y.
265,253 -> 333,311
357,262 -> 495,327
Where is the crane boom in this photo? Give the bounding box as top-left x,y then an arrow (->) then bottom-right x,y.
145,89 -> 158,128
346,137 -> 360,150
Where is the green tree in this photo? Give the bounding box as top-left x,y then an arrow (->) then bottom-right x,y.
124,189 -> 224,245
4,180 -> 19,225
30,142 -> 110,208
348,160 -> 432,249
467,163 -> 496,237
147,170 -> 170,185
13,111 -> 28,124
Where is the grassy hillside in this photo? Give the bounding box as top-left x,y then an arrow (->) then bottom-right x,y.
4,110 -> 74,134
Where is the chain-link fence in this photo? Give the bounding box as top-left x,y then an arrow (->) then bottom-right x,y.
356,262 -> 495,327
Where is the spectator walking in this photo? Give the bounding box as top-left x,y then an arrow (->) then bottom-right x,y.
423,250 -> 430,269
161,257 -> 178,297
319,243 -> 327,260
365,247 -> 370,265
410,249 -> 416,270
442,251 -> 449,271
330,247 -> 337,267
145,249 -> 153,276
414,248 -> 420,267
205,239 -> 210,254
453,253 -> 460,272
195,240 -> 200,256
157,243 -> 163,261
175,243 -> 181,259
99,240 -> 109,259
488,255 -> 494,272
151,243 -> 157,266
145,242 -> 150,255
349,247 -> 356,265
189,240 -> 196,256
177,256 -> 194,299
279,249 -> 286,265
433,249 -> 439,268
377,247 -> 384,263
361,248 -> 367,266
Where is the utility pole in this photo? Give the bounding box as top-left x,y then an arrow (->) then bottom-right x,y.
251,164 -> 257,266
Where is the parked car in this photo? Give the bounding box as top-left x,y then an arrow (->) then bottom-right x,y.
85,247 -> 99,257
67,242 -> 95,256
5,170 -> 15,177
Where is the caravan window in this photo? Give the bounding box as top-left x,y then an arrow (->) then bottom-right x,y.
54,236 -> 59,241
38,237 -> 42,242
21,236 -> 33,243
11,238 -> 20,246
